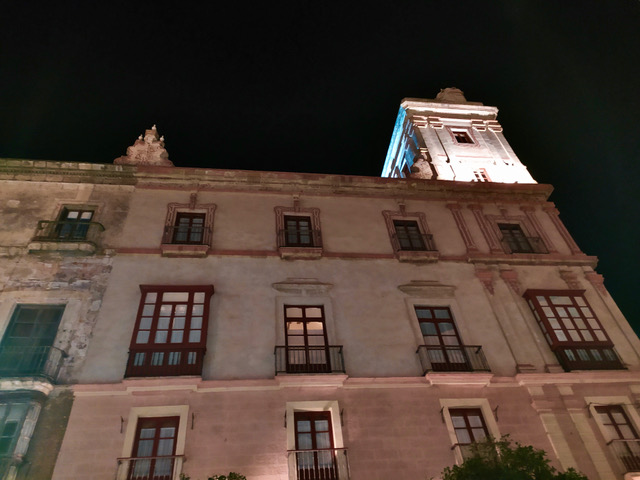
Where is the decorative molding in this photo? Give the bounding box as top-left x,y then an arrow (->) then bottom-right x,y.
114,125 -> 173,166
397,280 -> 456,298
161,198 -> 216,257
274,204 -> 323,259
520,205 -> 557,253
584,271 -> 607,296
469,204 -> 502,253
382,208 -> 438,262
559,270 -> 582,289
272,278 -> 334,295
499,268 -> 522,295
426,372 -> 493,387
446,203 -> 478,253
475,267 -> 495,295
543,206 -> 582,255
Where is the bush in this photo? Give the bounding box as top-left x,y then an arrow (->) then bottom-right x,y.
441,436 -> 588,480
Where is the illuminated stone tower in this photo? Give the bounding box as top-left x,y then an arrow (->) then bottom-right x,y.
381,87 -> 536,184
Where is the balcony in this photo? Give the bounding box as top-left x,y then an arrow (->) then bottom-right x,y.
416,345 -> 490,375
277,228 -> 323,259
160,225 -> 212,257
608,439 -> 640,473
391,233 -> 438,262
275,346 -> 345,375
124,347 -> 205,378
287,448 -> 350,480
116,455 -> 185,480
553,346 -> 624,371
500,236 -> 548,254
28,220 -> 104,255
0,346 -> 66,382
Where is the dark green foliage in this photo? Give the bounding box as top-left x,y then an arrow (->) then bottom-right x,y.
180,473 -> 246,480
441,436 -> 588,480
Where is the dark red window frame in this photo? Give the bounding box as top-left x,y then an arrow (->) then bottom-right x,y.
284,305 -> 331,374
449,408 -> 489,446
125,285 -> 214,378
393,220 -> 427,251
172,212 -> 206,245
284,215 -> 315,247
452,130 -> 474,144
524,289 -> 623,370
129,416 -> 179,480
294,411 -> 337,480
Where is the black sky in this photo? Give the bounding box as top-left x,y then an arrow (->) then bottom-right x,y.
1,1 -> 638,332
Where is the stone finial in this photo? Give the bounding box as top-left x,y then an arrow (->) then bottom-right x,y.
114,125 -> 174,166
435,87 -> 468,104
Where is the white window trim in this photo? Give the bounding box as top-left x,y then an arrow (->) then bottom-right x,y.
121,405 -> 190,458
403,296 -> 468,349
586,396 -> 640,444
440,398 -> 500,465
285,400 -> 345,450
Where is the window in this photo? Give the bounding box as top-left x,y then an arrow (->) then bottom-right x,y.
383,210 -> 438,261
161,201 -> 216,257
294,411 -> 338,480
414,306 -> 488,374
594,405 -> 640,472
284,306 -> 331,374
473,169 -> 490,182
274,206 -> 323,259
524,290 -> 623,370
284,216 -> 314,247
393,220 -> 428,251
125,286 -> 214,377
54,207 -> 94,240
0,402 -> 28,458
171,212 -> 206,245
449,408 -> 489,459
498,223 -> 534,253
128,416 -> 179,480
452,130 -> 474,144
0,305 -> 65,380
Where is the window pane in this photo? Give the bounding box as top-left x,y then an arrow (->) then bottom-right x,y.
155,331 -> 168,343
158,317 -> 170,330
306,308 -> 322,318
163,292 -> 189,302
550,296 -> 572,305
189,331 -> 201,343
286,307 -> 303,318
173,317 -> 185,329
145,293 -> 157,303
175,304 -> 187,315
416,309 -> 432,319
194,292 -> 205,303
139,317 -> 152,330
136,331 -> 150,344
171,331 -> 183,343
192,305 -> 204,315
142,305 -> 155,316
191,317 -> 202,329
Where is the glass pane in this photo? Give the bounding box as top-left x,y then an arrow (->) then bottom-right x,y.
189,331 -> 201,343
434,309 -> 451,319
286,307 -> 303,318
555,330 -> 567,341
451,417 -> 466,428
472,428 -> 487,441
581,307 -> 593,317
191,317 -> 202,329
575,318 -> 586,329
416,309 -> 432,319
536,296 -> 548,306
455,430 -> 471,444
140,428 -> 155,439
158,317 -> 170,330
136,439 -> 154,457
439,322 -> 456,335
569,330 -> 581,341
287,322 -> 304,333
163,292 -> 189,302
145,293 -> 157,303
139,317 -> 152,330
468,415 -> 483,428
297,433 -> 312,450
151,352 -> 164,365
596,331 -> 607,341
155,331 -> 168,343
549,318 -> 561,329
420,323 -> 437,335
297,420 -> 311,433
80,211 -> 93,220
543,307 -> 554,317
175,304 -> 187,315
306,308 -> 322,318
142,305 -> 155,316
582,331 -> 593,341
171,331 -> 183,343
307,322 -> 324,334
157,438 -> 174,456
550,296 -> 572,305
173,317 -> 185,329
316,432 -> 331,449
556,307 -> 568,317
136,331 -> 150,344
192,305 -> 204,315
159,305 -> 172,316
194,292 -> 205,303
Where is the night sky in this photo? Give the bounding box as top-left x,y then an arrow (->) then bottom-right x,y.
1,2 -> 638,332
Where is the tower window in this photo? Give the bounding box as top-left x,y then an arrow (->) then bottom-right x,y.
452,130 -> 474,144
473,169 -> 490,182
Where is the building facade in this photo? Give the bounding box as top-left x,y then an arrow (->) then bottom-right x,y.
1,90 -> 639,480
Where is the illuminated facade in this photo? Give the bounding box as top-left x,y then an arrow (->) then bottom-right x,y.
1,91 -> 639,480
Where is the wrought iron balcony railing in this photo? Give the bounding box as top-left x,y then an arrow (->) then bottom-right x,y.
608,439 -> 640,473
125,347 -> 205,378
553,346 -> 624,371
0,346 -> 66,382
161,225 -> 212,246
500,236 -> 548,254
416,345 -> 490,375
275,346 -> 345,374
278,228 -> 323,248
391,232 -> 436,252
116,455 -> 185,480
32,220 -> 104,244
287,448 -> 350,480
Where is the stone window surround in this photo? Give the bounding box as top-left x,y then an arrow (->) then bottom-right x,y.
440,398 -> 500,465
161,195 -> 216,257
119,405 -> 189,478
274,293 -> 337,349
483,212 -> 547,255
285,400 -> 345,451
445,126 -> 480,147
274,203 -> 323,259
382,205 -> 438,262
586,396 -> 640,445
